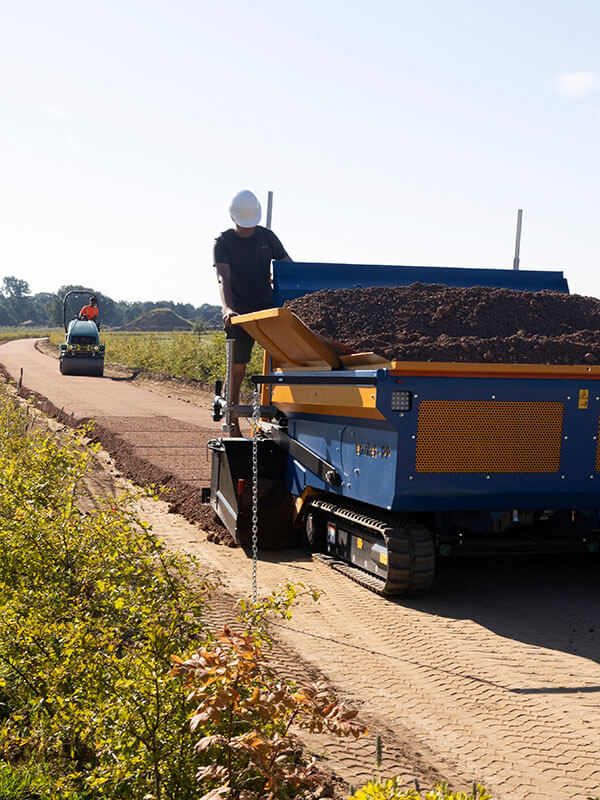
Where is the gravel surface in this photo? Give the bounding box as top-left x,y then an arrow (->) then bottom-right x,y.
286,284 -> 600,363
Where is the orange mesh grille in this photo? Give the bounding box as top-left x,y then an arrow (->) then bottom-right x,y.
415,401 -> 563,473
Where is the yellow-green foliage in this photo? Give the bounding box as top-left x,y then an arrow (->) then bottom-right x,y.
0,390 -> 366,798
48,330 -> 264,390
0,327 -> 52,342
350,779 -> 492,800
0,389 -> 212,797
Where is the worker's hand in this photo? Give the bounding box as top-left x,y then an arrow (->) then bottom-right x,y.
318,335 -> 355,355
222,308 -> 238,327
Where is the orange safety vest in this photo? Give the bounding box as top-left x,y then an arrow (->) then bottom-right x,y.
80,305 -> 98,320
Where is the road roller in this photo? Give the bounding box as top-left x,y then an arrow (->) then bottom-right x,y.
59,290 -> 105,377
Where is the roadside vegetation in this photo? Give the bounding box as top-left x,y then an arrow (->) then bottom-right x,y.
0,387 -> 371,799
49,329 -> 264,391
349,780 -> 491,800
0,327 -> 54,342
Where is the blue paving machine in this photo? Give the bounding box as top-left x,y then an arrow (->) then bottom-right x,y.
208,262 -> 600,595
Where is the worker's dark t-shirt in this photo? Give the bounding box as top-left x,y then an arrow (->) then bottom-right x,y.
213,226 -> 289,314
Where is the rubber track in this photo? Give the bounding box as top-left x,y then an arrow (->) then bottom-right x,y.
308,498 -> 435,596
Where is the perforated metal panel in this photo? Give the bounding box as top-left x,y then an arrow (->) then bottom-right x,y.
416,401 -> 563,473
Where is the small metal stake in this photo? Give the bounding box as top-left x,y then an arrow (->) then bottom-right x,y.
513,208 -> 523,270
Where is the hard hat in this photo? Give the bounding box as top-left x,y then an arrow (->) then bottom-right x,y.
229,190 -> 261,228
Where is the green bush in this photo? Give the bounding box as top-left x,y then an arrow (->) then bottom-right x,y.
0,762 -> 56,799
0,389 -> 212,797
350,779 -> 491,800
0,389 -> 366,798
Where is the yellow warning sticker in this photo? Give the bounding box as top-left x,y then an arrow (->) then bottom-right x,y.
379,552 -> 388,565
356,537 -> 363,550
579,389 -> 589,410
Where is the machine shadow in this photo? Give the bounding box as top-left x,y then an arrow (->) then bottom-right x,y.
404,552 -> 600,664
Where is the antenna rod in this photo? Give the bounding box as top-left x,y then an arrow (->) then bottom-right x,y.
513,208 -> 523,270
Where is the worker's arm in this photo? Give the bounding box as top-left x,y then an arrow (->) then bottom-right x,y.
215,262 -> 238,325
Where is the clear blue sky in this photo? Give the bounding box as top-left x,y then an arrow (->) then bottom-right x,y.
1,0 -> 598,306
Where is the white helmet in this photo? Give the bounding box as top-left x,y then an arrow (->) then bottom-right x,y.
229,190 -> 261,228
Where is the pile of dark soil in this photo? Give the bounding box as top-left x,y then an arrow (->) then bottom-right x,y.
119,308 -> 193,332
286,284 -> 600,364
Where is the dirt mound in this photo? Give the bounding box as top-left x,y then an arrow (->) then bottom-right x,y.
119,308 -> 193,331
286,283 -> 600,364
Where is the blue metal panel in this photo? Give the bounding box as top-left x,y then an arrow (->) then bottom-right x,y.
286,416 -> 398,509
283,369 -> 600,513
272,262 -> 569,306
380,371 -> 600,511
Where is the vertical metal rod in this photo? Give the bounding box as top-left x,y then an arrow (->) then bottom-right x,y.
266,190 -> 273,230
513,208 -> 523,270
223,338 -> 234,434
265,189 -> 274,408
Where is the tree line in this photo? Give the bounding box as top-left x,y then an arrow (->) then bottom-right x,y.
0,276 -> 222,329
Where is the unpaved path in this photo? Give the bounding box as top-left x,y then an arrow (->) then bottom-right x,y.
2,339 -> 600,800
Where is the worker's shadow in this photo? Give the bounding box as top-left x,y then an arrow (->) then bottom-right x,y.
404,552 -> 600,667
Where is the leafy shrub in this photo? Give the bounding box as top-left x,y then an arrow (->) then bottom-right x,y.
0,388 -> 212,797
350,779 -> 491,800
173,584 -> 367,800
0,762 -> 55,799
0,390 -> 366,798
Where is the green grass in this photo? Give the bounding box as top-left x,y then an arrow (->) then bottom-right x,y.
0,762 -> 56,799
0,327 -> 55,342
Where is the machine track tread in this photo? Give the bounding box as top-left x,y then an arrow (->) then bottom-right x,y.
314,552 -> 389,595
307,498 -> 435,596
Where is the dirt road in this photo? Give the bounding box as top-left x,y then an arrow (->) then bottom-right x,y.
2,338 -> 600,800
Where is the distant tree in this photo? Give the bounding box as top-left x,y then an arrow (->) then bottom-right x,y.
0,301 -> 15,325
2,276 -> 30,298
0,278 -> 223,331
0,276 -> 34,324
192,317 -> 206,337
196,303 -> 222,329
174,302 -> 196,320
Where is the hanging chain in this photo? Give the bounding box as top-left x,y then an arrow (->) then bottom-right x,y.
251,385 -> 260,601
223,339 -> 232,434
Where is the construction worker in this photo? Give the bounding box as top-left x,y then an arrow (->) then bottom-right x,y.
214,190 -> 291,436
79,295 -> 99,325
